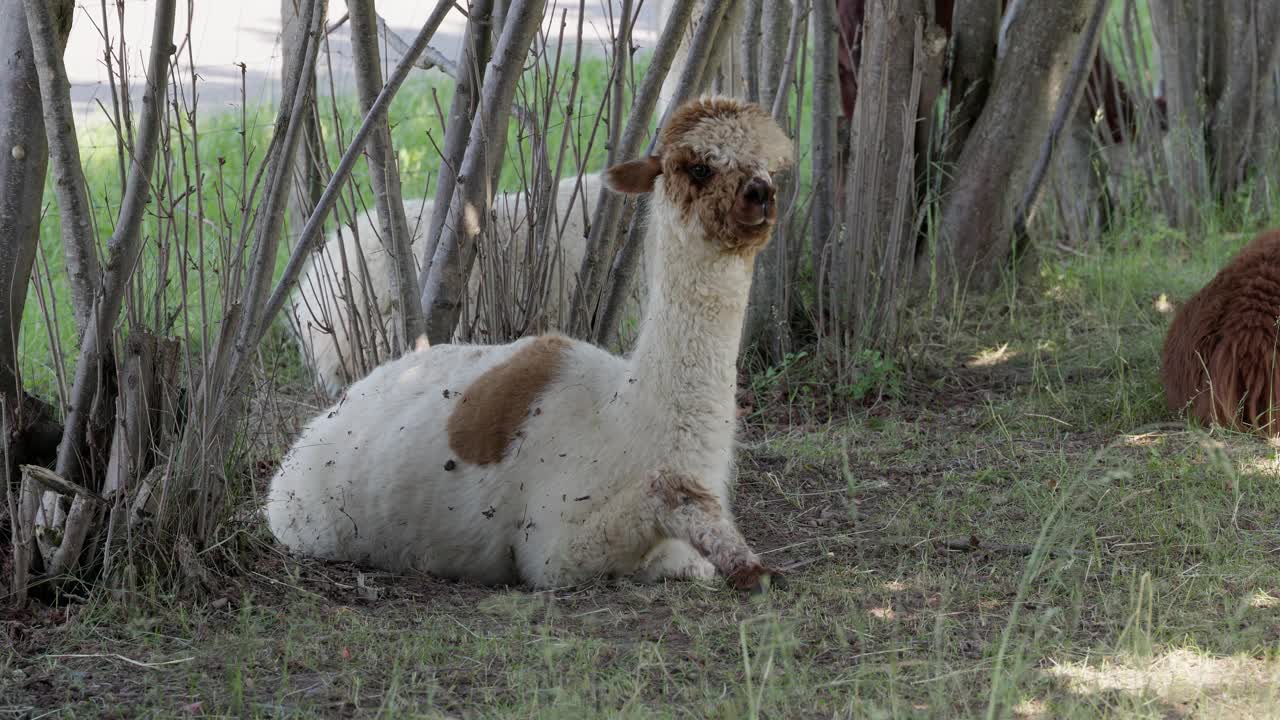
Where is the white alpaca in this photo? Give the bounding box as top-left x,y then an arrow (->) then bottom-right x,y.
266,97 -> 793,590
287,172 -> 647,396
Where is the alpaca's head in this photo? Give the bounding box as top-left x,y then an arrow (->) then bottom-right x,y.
606,97 -> 794,257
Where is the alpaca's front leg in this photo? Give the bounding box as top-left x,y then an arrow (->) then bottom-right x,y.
648,471 -> 771,592
559,481 -> 667,584
636,539 -> 717,583
659,504 -> 770,591
558,470 -> 769,591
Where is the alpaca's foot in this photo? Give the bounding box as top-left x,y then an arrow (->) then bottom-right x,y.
637,539 -> 717,583
728,562 -> 783,594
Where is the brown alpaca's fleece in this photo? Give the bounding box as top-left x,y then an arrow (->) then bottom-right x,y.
1162,230 -> 1280,434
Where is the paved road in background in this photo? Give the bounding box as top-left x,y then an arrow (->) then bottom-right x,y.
64,0 -> 662,128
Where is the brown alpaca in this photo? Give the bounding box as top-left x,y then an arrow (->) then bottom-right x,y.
1162,230 -> 1280,434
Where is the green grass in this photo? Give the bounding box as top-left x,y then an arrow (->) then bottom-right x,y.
10,208 -> 1280,717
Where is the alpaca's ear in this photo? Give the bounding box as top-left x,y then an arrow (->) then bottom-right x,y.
605,156 -> 662,194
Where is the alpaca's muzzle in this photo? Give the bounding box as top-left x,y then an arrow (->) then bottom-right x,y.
734,176 -> 776,226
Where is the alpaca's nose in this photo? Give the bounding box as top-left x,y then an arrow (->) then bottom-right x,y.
741,177 -> 774,207
734,177 -> 775,227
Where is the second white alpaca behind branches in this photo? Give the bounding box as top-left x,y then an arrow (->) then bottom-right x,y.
286,174 -> 648,397
266,97 -> 793,591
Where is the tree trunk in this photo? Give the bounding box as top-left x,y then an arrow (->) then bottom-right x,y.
43,0 -> 177,492
943,0 -> 1001,164
281,0 -> 323,281
840,0 -> 939,350
184,0 -> 325,538
933,0 -> 1096,292
593,0 -> 740,348
31,0 -> 178,585
739,0 -> 763,102
418,0 -> 494,296
707,0 -> 746,96
0,0 -> 66,405
231,0 -> 326,373
570,0 -> 697,340
21,0 -> 98,338
741,0 -> 807,361
1208,0 -> 1280,199
263,0 -> 454,335
1148,0 -> 1215,226
347,0 -> 425,348
810,0 -> 840,321
759,0 -> 793,108
420,0 -> 549,344
1037,101 -> 1101,247
0,0 -> 68,564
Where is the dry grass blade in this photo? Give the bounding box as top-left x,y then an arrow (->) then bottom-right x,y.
43,653 -> 195,669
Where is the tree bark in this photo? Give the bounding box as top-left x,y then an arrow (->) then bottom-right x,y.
1208,0 -> 1280,199
1009,0 -> 1109,253
810,0 -> 840,314
840,0 -> 938,349
708,0 -> 746,96
0,0 -> 66,405
740,0 -> 763,102
759,0 -> 793,109
933,0 -> 1096,292
943,0 -> 1001,164
347,0 -> 425,348
0,0 -> 69,562
418,0 -> 495,300
420,0 -> 551,344
1148,0 -> 1215,226
21,0 -> 98,338
282,0 -> 324,282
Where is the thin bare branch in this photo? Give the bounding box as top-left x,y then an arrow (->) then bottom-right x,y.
420,0 -> 551,344
263,0 -> 456,335
347,0 -> 425,346
52,0 -> 177,493
418,0 -> 495,294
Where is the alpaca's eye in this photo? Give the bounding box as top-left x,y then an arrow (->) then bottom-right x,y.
689,163 -> 712,181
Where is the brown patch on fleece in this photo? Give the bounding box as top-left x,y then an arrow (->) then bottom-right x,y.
650,470 -> 721,514
448,335 -> 571,465
1161,229 -> 1280,434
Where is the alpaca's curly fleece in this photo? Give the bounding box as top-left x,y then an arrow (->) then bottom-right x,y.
1162,229 -> 1280,434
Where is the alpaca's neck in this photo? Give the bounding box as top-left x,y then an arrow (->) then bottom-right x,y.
625,201 -> 754,472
